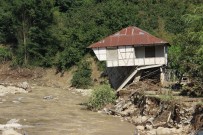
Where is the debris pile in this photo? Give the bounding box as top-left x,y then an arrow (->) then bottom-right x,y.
103,81 -> 203,135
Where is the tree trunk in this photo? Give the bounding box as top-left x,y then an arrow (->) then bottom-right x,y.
22,15 -> 27,65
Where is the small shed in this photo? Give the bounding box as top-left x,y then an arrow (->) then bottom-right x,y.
88,26 -> 170,90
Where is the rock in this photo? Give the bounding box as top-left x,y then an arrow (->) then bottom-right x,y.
97,110 -> 103,114
170,127 -> 183,134
0,85 -> 28,96
136,125 -> 144,131
132,116 -> 148,124
115,100 -> 125,112
72,88 -> 92,96
141,116 -> 148,122
103,108 -> 111,114
145,124 -> 153,130
120,105 -> 137,116
156,127 -> 171,135
2,128 -> 22,135
122,101 -> 132,109
146,117 -> 154,125
7,119 -> 19,124
43,95 -> 53,100
133,128 -> 139,135
146,129 -> 156,135
18,82 -> 29,90
0,123 -> 22,130
12,101 -> 20,104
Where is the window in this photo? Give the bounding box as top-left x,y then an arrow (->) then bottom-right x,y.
107,48 -> 118,60
145,46 -> 155,58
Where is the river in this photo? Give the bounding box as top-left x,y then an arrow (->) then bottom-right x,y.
0,86 -> 135,135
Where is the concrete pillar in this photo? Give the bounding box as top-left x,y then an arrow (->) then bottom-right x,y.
160,67 -> 165,86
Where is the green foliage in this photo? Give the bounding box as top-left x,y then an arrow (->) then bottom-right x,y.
96,61 -> 106,71
0,0 -> 202,86
0,0 -> 56,66
87,84 -> 116,110
71,60 -> 92,88
168,5 -> 203,83
0,47 -> 11,62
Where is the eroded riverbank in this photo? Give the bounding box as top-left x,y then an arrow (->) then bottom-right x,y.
0,85 -> 135,135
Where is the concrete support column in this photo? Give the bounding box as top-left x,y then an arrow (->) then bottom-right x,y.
160,67 -> 165,86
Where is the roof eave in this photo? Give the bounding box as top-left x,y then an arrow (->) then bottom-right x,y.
87,42 -> 170,49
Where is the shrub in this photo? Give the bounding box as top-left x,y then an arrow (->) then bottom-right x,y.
71,60 -> 92,88
0,47 -> 11,63
87,84 -> 116,110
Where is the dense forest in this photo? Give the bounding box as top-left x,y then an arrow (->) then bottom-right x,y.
0,0 -> 202,83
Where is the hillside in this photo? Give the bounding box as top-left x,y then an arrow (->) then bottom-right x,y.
0,0 -> 202,84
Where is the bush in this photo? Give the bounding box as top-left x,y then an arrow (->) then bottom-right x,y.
71,60 -> 92,88
0,47 -> 11,63
87,84 -> 116,110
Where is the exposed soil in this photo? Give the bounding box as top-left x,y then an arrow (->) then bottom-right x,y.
102,81 -> 203,135
0,63 -> 74,88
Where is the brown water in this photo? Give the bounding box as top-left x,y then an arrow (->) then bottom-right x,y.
0,86 -> 135,135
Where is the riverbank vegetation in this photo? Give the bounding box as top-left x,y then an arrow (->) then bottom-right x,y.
0,0 -> 202,89
87,84 -> 116,110
71,60 -> 92,88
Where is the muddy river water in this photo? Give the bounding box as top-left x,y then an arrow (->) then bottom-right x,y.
0,86 -> 135,135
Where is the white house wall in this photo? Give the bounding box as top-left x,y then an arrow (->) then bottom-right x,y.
117,46 -> 135,66
93,48 -> 107,61
93,45 -> 167,67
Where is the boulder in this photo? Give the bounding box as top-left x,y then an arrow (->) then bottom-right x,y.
20,82 -> 29,90
2,129 -> 22,135
146,129 -> 156,135
136,125 -> 144,131
170,127 -> 183,134
132,116 -> 148,124
156,127 -> 171,135
145,124 -> 153,130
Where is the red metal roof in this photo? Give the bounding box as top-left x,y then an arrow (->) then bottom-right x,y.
88,26 -> 169,48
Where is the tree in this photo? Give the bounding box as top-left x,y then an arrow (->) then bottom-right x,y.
71,60 -> 92,88
0,0 -> 55,66
168,5 -> 203,82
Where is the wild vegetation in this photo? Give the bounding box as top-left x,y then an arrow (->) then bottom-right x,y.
0,0 -> 202,88
71,60 -> 92,88
87,84 -> 116,110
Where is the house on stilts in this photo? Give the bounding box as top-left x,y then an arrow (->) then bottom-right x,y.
88,26 -> 170,91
